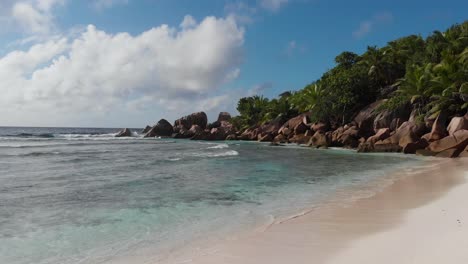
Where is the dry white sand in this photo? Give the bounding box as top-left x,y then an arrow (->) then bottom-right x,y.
159,158 -> 468,264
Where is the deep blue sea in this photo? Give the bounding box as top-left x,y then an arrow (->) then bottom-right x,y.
0,127 -> 426,264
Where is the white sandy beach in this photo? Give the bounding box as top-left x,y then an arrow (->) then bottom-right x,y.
159,158 -> 468,264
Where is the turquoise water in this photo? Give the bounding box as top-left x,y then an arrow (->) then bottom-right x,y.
0,127 -> 425,263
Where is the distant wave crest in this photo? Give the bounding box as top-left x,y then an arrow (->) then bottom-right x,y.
207,143 -> 229,149
196,150 -> 239,158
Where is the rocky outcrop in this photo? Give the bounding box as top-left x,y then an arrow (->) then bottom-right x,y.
217,112 -> 232,122
353,100 -> 385,137
289,134 -> 311,145
174,112 -> 208,131
447,114 -> 468,135
145,119 -> 173,137
189,125 -> 203,135
459,145 -> 468,158
308,131 -> 331,148
330,125 -> 360,148
427,129 -> 468,153
379,122 -> 426,147
141,125 -> 152,134
311,122 -> 329,133
403,139 -> 429,154
273,134 -> 287,143
366,128 -> 391,144
115,128 -> 132,137
373,102 -> 411,132
279,114 -> 310,137
425,112 -> 448,142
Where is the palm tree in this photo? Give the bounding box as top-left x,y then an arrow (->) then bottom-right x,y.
290,83 -> 324,113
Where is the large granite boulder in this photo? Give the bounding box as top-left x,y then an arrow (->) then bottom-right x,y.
115,128 -> 132,137
145,119 -> 173,137
458,145 -> 468,158
403,139 -> 429,154
308,131 -> 331,148
211,127 -> 228,140
447,114 -> 468,136
279,114 -> 310,136
427,129 -> 468,153
217,112 -> 232,122
425,112 -> 448,142
258,132 -> 274,142
189,124 -> 203,135
239,127 -> 259,140
191,130 -> 214,140
366,128 -> 391,144
174,112 -> 208,131
289,134 -> 311,145
373,102 -> 411,132
330,126 -> 360,148
273,134 -> 287,143
310,122 -> 329,133
141,125 -> 152,134
378,121 -> 425,149
353,100 -> 385,137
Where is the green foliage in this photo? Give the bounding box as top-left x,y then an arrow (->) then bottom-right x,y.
234,21 -> 468,130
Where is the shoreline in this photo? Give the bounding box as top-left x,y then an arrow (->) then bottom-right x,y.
155,157 -> 467,264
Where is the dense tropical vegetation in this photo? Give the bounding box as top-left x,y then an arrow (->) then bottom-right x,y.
233,21 -> 467,130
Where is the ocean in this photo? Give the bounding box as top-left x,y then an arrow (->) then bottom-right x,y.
0,127 -> 426,264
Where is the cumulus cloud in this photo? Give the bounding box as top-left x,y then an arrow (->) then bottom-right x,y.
353,12 -> 394,39
0,16 -> 245,126
10,0 -> 64,34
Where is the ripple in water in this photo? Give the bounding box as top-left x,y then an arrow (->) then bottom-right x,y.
0,127 -> 426,264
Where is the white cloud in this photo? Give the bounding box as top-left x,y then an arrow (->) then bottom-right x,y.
180,15 -> 197,29
224,1 -> 257,25
353,12 -> 394,39
259,0 -> 289,12
5,0 -> 64,35
0,16 -> 245,126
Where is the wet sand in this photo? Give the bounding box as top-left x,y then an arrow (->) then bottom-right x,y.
159,158 -> 468,264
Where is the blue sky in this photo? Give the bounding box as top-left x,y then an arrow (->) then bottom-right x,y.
0,0 -> 466,127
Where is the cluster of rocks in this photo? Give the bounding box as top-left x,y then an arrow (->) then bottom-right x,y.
234,99 -> 467,158
115,101 -> 468,158
116,111 -> 238,141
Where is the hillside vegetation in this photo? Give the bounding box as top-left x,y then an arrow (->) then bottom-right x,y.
232,21 -> 468,130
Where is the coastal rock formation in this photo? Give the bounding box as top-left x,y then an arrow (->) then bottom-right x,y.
141,125 -> 152,134
189,125 -> 203,135
145,119 -> 173,137
279,114 -> 309,137
115,128 -> 132,137
459,145 -> 468,158
427,129 -> 468,153
373,102 -> 411,132
308,131 -> 330,148
273,134 -> 287,143
289,134 -> 311,144
366,128 -> 391,144
375,121 -> 426,149
447,114 -> 468,135
353,100 -> 385,137
174,112 -> 208,131
258,132 -> 274,142
426,112 -> 448,142
311,122 -> 329,133
330,125 -> 360,148
217,112 -> 232,122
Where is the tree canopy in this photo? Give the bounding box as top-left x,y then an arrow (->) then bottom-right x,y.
233,21 -> 467,130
